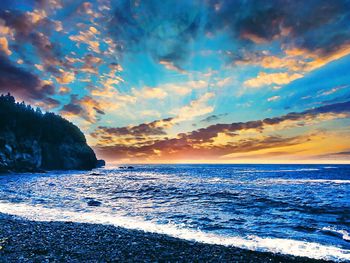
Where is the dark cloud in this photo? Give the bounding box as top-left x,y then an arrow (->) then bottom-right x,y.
109,0 -> 203,68
206,0 -> 350,58
60,94 -> 106,123
42,97 -> 60,109
200,113 -> 228,123
332,151 -> 350,155
317,150 -> 350,160
92,117 -> 174,138
0,56 -> 56,101
61,94 -> 83,115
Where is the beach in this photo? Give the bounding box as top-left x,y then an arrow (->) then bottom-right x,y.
0,213 -> 331,263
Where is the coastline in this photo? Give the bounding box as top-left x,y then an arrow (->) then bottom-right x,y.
0,213 -> 331,263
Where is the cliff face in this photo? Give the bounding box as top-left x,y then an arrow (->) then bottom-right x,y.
0,94 -> 98,173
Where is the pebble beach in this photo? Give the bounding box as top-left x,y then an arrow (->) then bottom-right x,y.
0,213 -> 331,263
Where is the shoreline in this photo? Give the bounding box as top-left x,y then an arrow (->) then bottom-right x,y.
0,213 -> 331,262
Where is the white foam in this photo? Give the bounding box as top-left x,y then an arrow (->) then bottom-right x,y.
0,202 -> 349,262
322,227 -> 350,241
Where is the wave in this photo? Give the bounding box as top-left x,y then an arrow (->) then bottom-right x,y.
0,201 -> 349,262
322,227 -> 350,242
262,179 -> 350,184
252,168 -> 321,173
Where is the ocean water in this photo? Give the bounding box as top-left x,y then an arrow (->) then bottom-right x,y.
0,164 -> 349,261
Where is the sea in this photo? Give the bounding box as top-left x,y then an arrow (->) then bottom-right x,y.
0,164 -> 349,262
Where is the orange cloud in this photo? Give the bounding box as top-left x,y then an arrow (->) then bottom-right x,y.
56,70 -> 75,84
0,37 -> 11,55
244,72 -> 303,88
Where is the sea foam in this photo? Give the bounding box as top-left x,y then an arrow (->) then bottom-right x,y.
0,201 -> 349,262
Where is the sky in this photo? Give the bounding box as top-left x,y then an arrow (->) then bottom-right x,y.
0,0 -> 350,164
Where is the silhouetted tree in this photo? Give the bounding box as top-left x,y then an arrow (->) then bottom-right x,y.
0,93 -> 86,144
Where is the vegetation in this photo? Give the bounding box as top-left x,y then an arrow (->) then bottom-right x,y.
0,93 -> 86,144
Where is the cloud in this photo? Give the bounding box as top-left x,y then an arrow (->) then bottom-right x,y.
92,117 -> 174,139
140,110 -> 161,118
170,92 -> 215,122
267,95 -> 280,102
0,36 -> 11,55
34,0 -> 63,10
55,70 -> 75,84
146,80 -> 208,97
207,0 -> 350,77
0,56 -> 56,101
93,100 -> 350,161
216,77 -> 232,88
317,149 -> 350,161
318,85 -> 349,97
109,0 -> 202,67
61,94 -> 105,123
58,86 -> 71,95
34,97 -> 61,110
235,53 -> 306,72
331,151 -> 350,155
94,133 -> 313,162
244,72 -> 303,88
0,8 -> 69,75
132,87 -> 168,100
159,60 -> 187,74
207,0 -> 350,53
69,26 -> 101,53
200,113 -> 228,123
80,54 -> 102,74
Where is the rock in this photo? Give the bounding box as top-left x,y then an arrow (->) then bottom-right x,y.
90,172 -> 102,176
119,166 -> 134,169
87,200 -> 102,207
96,159 -> 106,168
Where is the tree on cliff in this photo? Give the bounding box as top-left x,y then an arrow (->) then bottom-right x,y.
0,93 -> 97,172
0,93 -> 85,143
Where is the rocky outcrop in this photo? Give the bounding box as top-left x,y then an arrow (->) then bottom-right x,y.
96,159 -> 106,168
0,94 -> 99,173
0,130 -> 98,173
0,135 -> 42,173
40,142 -> 97,170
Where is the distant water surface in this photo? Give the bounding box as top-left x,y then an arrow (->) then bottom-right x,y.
0,164 -> 349,261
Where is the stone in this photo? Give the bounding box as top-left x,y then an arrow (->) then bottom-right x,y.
87,200 -> 102,207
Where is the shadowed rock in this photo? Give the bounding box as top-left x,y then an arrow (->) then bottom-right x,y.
87,200 -> 102,207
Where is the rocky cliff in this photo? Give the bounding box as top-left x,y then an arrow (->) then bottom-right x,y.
0,93 -> 98,173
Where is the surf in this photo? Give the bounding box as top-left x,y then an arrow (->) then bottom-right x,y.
0,201 -> 349,262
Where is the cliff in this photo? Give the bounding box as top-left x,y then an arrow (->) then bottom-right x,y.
0,93 -> 98,173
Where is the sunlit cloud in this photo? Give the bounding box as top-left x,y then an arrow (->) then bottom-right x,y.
244,72 -> 303,88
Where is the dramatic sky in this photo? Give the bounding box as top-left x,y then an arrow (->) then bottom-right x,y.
1,0 -> 350,163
